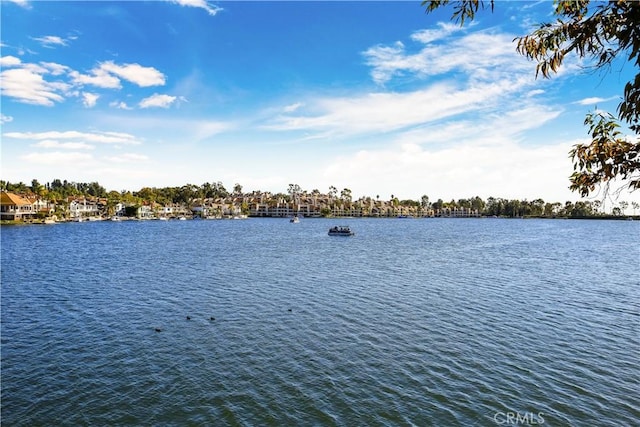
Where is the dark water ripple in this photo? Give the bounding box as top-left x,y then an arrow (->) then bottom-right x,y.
2,218 -> 638,426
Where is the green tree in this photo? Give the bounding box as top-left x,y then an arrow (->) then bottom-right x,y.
31,179 -> 44,196
423,0 -> 640,196
328,186 -> 338,201
471,196 -> 485,213
432,198 -> 444,212
421,195 -> 430,209
340,188 -> 352,206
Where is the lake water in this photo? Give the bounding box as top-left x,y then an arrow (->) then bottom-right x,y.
1,218 -> 638,426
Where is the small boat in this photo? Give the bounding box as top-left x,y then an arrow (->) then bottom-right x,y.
290,216 -> 300,223
328,226 -> 354,236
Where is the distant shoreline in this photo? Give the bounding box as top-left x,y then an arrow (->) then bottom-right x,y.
2,215 -> 637,226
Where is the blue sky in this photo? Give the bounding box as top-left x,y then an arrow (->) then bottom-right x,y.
1,0 -> 638,204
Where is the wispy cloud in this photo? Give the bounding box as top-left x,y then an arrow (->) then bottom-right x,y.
99,61 -> 166,87
264,26 -> 551,141
33,140 -> 94,150
40,62 -> 70,76
4,130 -> 142,145
139,93 -> 178,108
171,0 -> 222,16
283,102 -> 303,113
6,0 -> 30,9
32,35 -> 68,48
110,101 -> 133,110
82,92 -> 99,108
363,30 -> 527,85
0,67 -> 69,106
575,96 -> 619,105
70,68 -> 121,89
1,114 -> 13,124
265,78 -> 531,137
409,22 -> 464,44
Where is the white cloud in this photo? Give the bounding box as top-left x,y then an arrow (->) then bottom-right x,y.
7,0 -> 30,9
575,96 -> 618,105
410,22 -> 463,44
283,102 -> 303,113
0,67 -> 69,106
171,0 -> 222,16
363,30 -> 527,85
4,130 -> 142,145
1,114 -> 13,124
33,140 -> 94,150
263,26 -> 553,143
192,120 -> 231,140
82,92 -> 99,108
527,89 -> 545,97
0,56 -> 22,67
265,78 -> 529,136
32,35 -> 68,47
69,61 -> 165,89
99,61 -> 165,87
41,62 -> 70,76
139,93 -> 177,108
70,68 -> 122,89
110,101 -> 133,110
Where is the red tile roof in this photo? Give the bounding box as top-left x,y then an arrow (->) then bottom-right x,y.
0,191 -> 33,206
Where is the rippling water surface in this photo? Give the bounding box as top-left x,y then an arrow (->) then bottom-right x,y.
1,218 -> 638,426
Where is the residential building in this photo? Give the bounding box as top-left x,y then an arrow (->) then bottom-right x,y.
1,191 -> 36,221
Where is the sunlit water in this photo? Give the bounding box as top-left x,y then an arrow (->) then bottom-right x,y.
1,218 -> 638,426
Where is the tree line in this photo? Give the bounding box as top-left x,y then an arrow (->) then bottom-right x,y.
2,178 -> 637,218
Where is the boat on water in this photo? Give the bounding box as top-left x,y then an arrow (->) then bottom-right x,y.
328,226 -> 354,236
290,216 -> 300,223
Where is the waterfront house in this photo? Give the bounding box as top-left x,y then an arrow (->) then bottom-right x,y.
68,197 -> 103,219
27,195 -> 55,217
1,191 -> 36,221
138,204 -> 154,219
